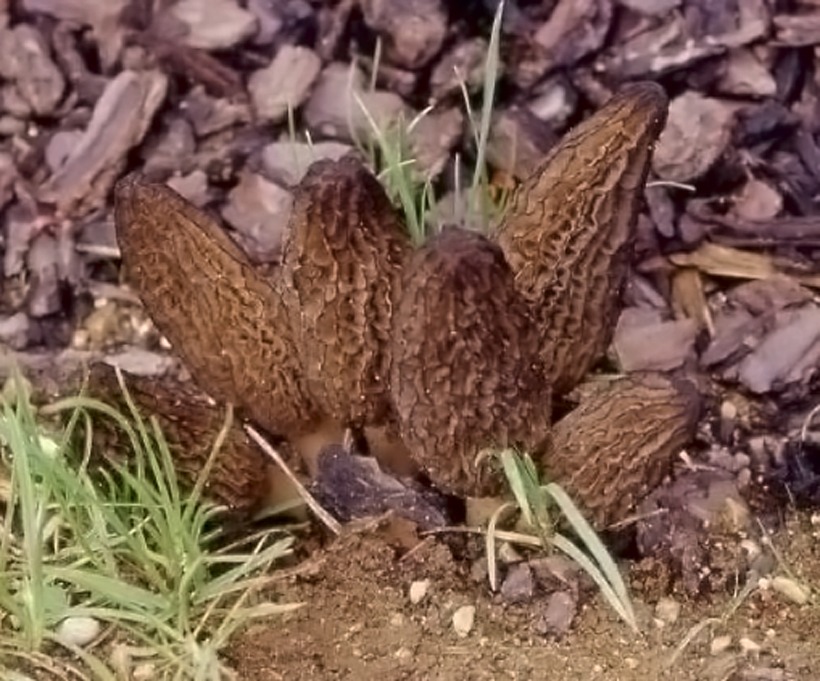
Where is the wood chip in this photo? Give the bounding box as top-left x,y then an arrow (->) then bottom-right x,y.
248,45 -> 321,124
39,70 -> 168,216
170,0 -> 258,51
653,91 -> 736,182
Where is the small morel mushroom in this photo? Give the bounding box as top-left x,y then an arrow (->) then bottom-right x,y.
545,372 -> 701,530
84,363 -> 297,515
494,82 -> 669,397
391,226 -> 552,497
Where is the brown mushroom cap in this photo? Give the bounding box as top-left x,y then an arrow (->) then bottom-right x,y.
281,156 -> 412,429
494,82 -> 669,397
391,226 -> 552,497
114,175 -> 318,440
85,363 -> 276,515
545,372 -> 701,530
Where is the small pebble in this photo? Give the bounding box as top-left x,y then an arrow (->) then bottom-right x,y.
654,597 -> 681,624
722,497 -> 751,531
248,45 -> 321,123
771,576 -> 811,605
133,664 -> 157,681
710,635 -> 733,655
708,447 -> 737,472
0,312 -> 30,350
452,605 -> 476,638
409,580 -> 430,604
739,637 -> 761,656
719,400 -> 737,442
500,563 -> 534,604
497,542 -> 523,564
55,616 -> 100,647
533,591 -> 576,638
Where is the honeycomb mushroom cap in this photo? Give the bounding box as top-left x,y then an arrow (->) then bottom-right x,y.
494,81 -> 669,397
86,363 -> 274,515
545,371 -> 701,530
391,226 -> 552,497
114,174 -> 318,440
281,156 -> 412,429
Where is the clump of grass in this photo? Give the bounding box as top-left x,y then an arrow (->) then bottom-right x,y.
491,449 -> 639,633
353,0 -> 509,242
0,368 -> 299,679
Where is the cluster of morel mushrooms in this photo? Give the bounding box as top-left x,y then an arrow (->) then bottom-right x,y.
90,81 -> 702,531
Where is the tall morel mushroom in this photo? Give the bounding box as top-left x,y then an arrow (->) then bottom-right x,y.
494,82 -> 669,397
391,226 -> 552,497
114,175 -> 339,471
86,363 -> 292,514
280,157 -> 411,431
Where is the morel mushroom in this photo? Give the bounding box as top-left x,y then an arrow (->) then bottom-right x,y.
114,175 -> 338,470
494,82 -> 669,397
280,156 -> 411,431
85,362 -> 298,515
391,226 -> 552,497
545,372 -> 701,530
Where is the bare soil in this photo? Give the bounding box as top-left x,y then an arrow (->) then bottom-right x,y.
229,513 -> 820,681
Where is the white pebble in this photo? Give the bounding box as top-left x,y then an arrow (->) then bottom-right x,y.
394,646 -> 413,660
452,605 -> 476,638
739,637 -> 761,656
654,597 -> 681,624
710,635 -> 732,655
739,539 -> 761,560
771,576 -> 811,605
55,616 -> 100,647
409,580 -> 430,604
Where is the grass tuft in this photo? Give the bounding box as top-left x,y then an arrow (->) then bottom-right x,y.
493,449 -> 639,632
0,368 -> 299,678
353,0 -> 509,240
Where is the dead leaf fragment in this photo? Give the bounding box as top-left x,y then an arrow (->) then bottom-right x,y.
671,268 -> 713,336
669,243 -> 820,289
